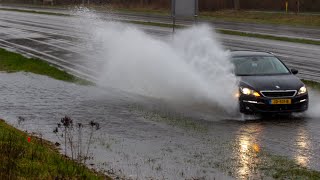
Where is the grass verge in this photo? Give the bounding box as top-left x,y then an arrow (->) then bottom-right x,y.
0,119 -> 108,179
105,7 -> 169,16
218,29 -> 320,46
1,7 -> 319,46
266,154 -> 320,179
113,7 -> 320,28
115,7 -> 320,27
125,20 -> 183,28
0,7 -> 69,16
200,10 -> 320,27
2,5 -> 320,27
303,80 -> 320,91
0,48 -> 91,85
127,20 -> 320,46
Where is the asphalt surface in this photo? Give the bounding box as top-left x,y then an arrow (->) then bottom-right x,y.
1,4 -> 320,41
1,9 -> 320,82
111,12 -> 320,41
1,9 -> 320,179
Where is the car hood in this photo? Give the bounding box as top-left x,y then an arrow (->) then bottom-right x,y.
239,74 -> 304,91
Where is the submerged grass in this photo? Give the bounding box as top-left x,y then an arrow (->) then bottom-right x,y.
0,119 -> 108,179
303,80 -> 320,91
250,151 -> 320,179
129,104 -> 208,132
218,142 -> 320,179
0,48 -> 91,85
267,155 -> 320,179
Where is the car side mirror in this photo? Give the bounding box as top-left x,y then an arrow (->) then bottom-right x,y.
291,69 -> 298,75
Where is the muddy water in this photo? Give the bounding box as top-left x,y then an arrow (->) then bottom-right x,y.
1,72 -> 320,179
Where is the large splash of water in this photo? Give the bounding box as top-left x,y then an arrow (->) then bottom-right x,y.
306,90 -> 320,118
74,10 -> 239,114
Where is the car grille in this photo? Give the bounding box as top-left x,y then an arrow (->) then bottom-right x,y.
260,90 -> 297,97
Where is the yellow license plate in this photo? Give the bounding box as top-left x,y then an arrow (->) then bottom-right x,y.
271,99 -> 292,105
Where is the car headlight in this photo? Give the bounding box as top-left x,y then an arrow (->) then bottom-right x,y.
240,87 -> 260,97
298,86 -> 307,95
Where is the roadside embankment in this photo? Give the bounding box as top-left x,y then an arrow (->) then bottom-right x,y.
0,119 -> 109,179
0,48 -> 91,85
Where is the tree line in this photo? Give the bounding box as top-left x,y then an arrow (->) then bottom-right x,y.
3,0 -> 320,12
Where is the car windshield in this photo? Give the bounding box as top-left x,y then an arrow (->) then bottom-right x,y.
232,56 -> 290,76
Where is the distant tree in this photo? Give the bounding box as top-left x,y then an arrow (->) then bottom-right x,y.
234,0 -> 240,10
296,0 -> 300,14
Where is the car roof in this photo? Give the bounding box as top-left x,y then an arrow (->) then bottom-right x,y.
230,51 -> 275,57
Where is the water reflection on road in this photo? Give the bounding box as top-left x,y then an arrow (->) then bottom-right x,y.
295,125 -> 311,167
235,123 -> 263,178
226,116 -> 315,179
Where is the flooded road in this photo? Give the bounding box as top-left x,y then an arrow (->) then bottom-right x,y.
1,72 -> 320,179
1,8 -> 320,179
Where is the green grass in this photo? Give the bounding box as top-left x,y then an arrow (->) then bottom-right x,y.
263,154 -> 320,179
2,5 -> 320,27
0,119 -> 109,179
0,7 -> 69,16
116,7 -> 320,28
117,7 -> 320,28
108,7 -> 169,16
126,21 -> 320,46
125,20 -> 183,28
0,48 -> 91,85
303,80 -> 320,91
200,10 -> 320,27
107,7 -> 320,27
218,29 -> 320,46
218,142 -> 320,179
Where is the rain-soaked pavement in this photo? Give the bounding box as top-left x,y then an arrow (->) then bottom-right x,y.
1,10 -> 320,81
1,72 -> 320,179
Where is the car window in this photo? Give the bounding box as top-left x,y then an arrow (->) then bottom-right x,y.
232,56 -> 290,76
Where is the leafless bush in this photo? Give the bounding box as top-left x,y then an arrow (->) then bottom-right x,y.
53,116 -> 100,165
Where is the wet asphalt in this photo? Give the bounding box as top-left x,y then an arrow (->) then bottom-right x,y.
1,10 -> 320,81
2,4 -> 320,41
1,9 -> 320,179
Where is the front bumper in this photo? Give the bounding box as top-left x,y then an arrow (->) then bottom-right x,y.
239,94 -> 309,114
